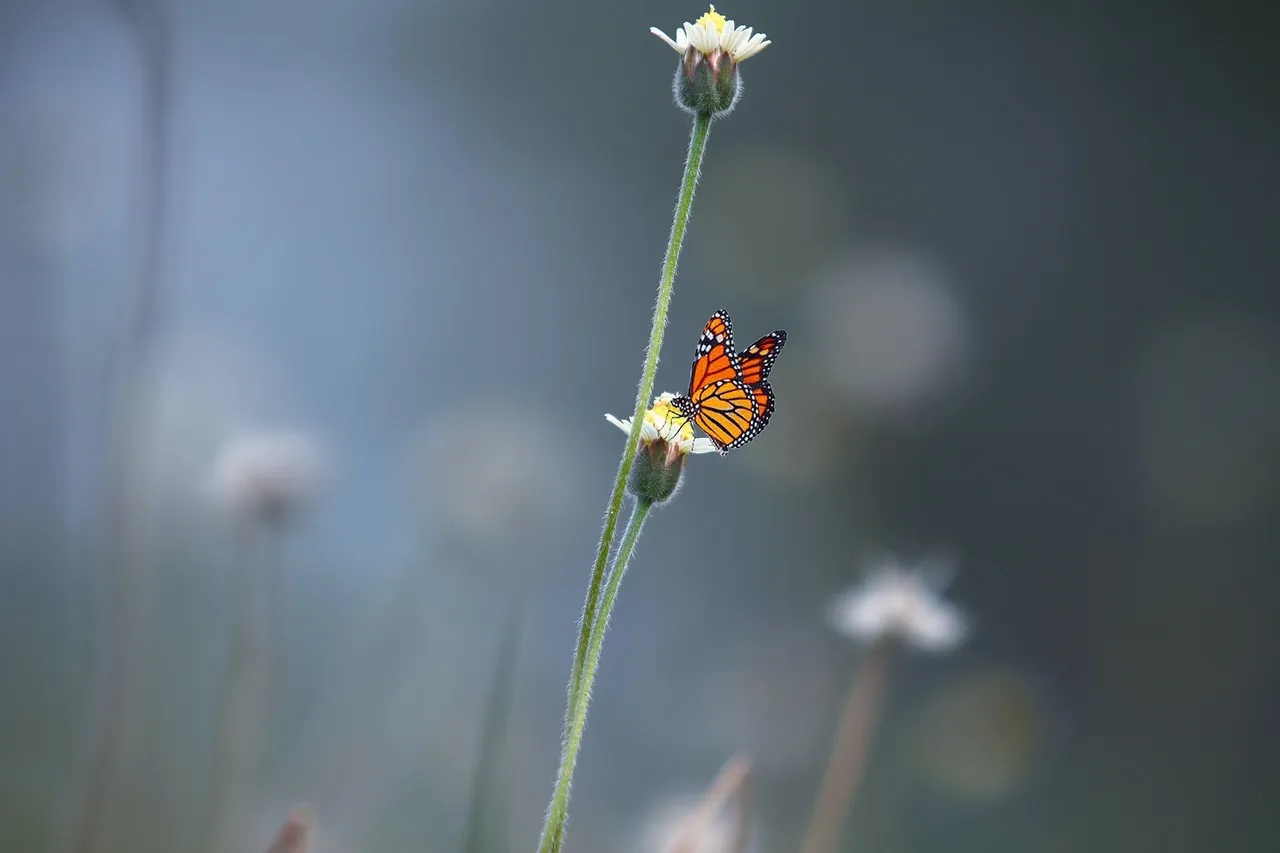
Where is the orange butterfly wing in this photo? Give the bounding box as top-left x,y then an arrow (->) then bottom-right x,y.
690,379 -> 759,451
751,382 -> 776,431
686,310 -> 740,393
738,331 -> 787,386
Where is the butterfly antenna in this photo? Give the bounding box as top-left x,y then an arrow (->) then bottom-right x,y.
663,400 -> 698,442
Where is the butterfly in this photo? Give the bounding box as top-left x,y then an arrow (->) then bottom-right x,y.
671,310 -> 787,453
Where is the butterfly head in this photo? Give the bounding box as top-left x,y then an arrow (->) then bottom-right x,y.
648,393 -> 700,446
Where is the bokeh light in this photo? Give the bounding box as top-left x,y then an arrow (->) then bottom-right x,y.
1136,309 -> 1280,528
692,144 -> 854,297
408,398 -> 583,553
907,669 -> 1059,802
809,247 -> 968,418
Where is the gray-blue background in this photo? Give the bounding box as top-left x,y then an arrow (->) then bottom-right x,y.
3,1 -> 1277,851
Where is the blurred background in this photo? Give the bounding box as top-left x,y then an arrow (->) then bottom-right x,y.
2,0 -> 1278,851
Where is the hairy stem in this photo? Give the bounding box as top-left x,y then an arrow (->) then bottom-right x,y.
542,499 -> 652,853
538,110 -> 713,853
566,109 -> 713,717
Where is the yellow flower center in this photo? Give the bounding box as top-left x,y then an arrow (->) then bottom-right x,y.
648,393 -> 697,446
695,5 -> 727,33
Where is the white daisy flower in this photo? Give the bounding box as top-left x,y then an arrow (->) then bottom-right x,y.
651,6 -> 771,64
607,393 -> 718,506
828,559 -> 968,653
606,392 -> 719,457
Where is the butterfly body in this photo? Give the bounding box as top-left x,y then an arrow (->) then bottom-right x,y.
671,310 -> 786,453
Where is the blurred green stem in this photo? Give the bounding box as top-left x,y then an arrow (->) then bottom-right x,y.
538,110 -> 713,853
205,527 -> 275,853
543,499 -> 652,853
798,637 -> 899,853
67,3 -> 171,851
461,604 -> 523,853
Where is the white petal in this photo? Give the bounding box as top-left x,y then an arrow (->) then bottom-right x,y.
911,604 -> 968,652
735,34 -> 769,61
650,27 -> 684,53
688,22 -> 716,54
689,438 -> 720,454
604,413 -> 632,434
681,22 -> 698,50
723,26 -> 745,54
827,562 -> 967,653
720,20 -> 736,47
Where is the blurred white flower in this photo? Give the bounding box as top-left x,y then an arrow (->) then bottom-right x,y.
637,797 -> 740,853
811,248 -> 967,418
120,335 -> 282,512
411,399 -> 580,547
606,392 -> 719,457
209,431 -> 327,526
264,803 -> 316,853
828,559 -> 967,653
651,6 -> 771,64
694,146 -> 853,298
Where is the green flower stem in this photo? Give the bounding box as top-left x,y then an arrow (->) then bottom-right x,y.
566,109 -> 713,715
543,499 -> 653,853
539,108 -> 714,853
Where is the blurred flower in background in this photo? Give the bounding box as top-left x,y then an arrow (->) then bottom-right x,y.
125,335 -> 285,513
693,145 -> 854,297
635,755 -> 755,853
408,398 -> 581,552
801,559 -> 968,853
209,430 -> 328,528
828,558 -> 967,653
639,797 -> 741,853
809,247 -> 968,420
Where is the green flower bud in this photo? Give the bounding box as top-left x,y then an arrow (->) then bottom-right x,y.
604,393 -> 720,508
627,437 -> 687,507
673,50 -> 740,117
